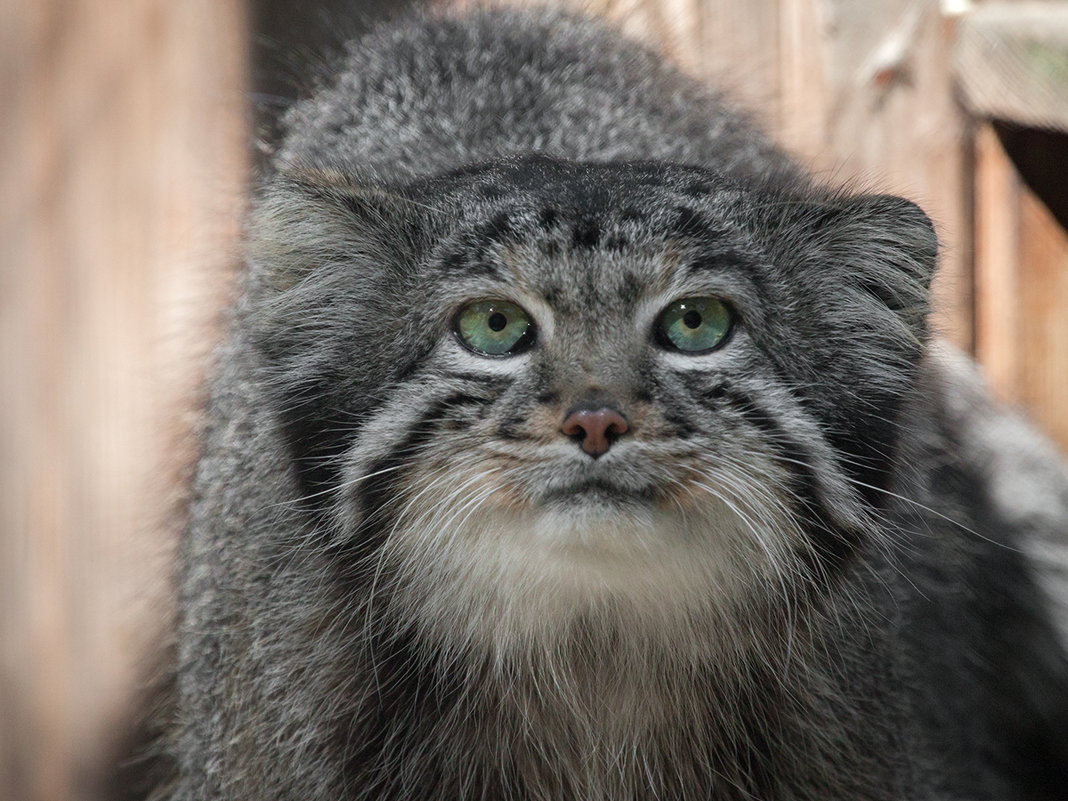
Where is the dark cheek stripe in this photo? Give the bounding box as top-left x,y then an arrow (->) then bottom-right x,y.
496,410 -> 530,440
441,372 -> 516,391
659,401 -> 699,439
341,392 -> 479,563
722,388 -> 863,575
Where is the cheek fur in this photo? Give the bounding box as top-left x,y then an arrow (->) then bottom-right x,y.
366,443 -> 811,658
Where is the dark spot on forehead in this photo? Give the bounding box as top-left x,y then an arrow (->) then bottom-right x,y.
538,207 -> 559,230
442,250 -> 467,272
620,206 -> 646,223
619,272 -> 643,305
571,217 -> 601,249
475,210 -> 514,244
687,248 -> 760,284
671,206 -> 707,239
476,182 -> 506,201
436,239 -> 499,278
681,179 -> 713,197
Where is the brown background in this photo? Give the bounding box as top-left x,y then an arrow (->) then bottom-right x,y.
2,1 -> 1065,799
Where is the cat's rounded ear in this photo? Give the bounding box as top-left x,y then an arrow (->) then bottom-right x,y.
247,166 -> 437,292
777,191 -> 938,336
833,193 -> 938,336
842,193 -> 938,292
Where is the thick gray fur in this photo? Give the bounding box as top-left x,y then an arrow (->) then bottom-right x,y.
157,6 -> 1068,800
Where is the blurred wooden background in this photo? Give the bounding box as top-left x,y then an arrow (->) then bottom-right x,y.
0,2 -> 247,799
1,0 -> 1065,799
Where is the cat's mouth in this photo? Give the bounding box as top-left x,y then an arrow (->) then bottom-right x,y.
540,478 -> 659,507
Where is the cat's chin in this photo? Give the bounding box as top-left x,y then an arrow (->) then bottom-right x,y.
382,490 -> 805,656
542,476 -> 657,508
539,481 -> 658,517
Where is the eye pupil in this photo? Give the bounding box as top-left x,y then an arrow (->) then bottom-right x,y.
654,296 -> 732,354
456,300 -> 535,357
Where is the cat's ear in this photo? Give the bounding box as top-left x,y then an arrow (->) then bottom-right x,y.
247,166 -> 437,292
781,192 -> 938,335
837,194 -> 937,334
840,193 -> 937,290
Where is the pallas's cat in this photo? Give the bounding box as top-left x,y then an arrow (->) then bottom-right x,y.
156,7 -> 1068,800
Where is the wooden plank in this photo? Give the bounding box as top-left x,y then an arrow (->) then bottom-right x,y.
777,0 -> 831,159
954,2 -> 1068,132
973,122 -> 1022,406
0,1 -> 247,799
1018,171 -> 1068,451
814,0 -> 971,347
973,118 -> 1068,453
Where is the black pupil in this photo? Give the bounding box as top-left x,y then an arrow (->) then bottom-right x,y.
682,309 -> 702,329
488,312 -> 508,332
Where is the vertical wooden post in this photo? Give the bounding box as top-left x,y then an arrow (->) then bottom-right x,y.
957,5 -> 1068,453
973,123 -> 1021,405
973,121 -> 1068,450
1018,182 -> 1068,450
0,1 -> 247,799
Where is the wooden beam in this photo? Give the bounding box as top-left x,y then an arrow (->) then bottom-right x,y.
0,2 -> 247,798
1017,165 -> 1068,450
973,122 -> 1022,405
954,2 -> 1068,132
972,119 -> 1068,453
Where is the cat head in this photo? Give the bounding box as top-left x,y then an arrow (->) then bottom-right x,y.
247,154 -> 936,657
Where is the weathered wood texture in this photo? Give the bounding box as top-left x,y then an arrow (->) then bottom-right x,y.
957,4 -> 1068,452
0,2 -> 247,799
955,2 -> 1068,132
974,122 -> 1068,449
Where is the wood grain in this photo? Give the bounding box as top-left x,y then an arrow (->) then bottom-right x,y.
973,122 -> 1022,405
0,2 -> 247,799
955,2 -> 1068,132
1017,165 -> 1068,450
972,119 -> 1068,452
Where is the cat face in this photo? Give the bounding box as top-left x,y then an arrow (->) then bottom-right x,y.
249,156 -> 936,654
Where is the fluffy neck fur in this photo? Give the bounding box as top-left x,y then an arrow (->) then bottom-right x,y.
337,568 -> 904,801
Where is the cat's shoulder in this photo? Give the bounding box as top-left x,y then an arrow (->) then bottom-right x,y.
906,343 -> 1068,638
918,342 -> 1068,526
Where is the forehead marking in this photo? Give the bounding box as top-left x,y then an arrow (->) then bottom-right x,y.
681,179 -> 713,197
474,210 -> 514,245
538,206 -> 559,230
571,217 -> 601,249
671,206 -> 707,240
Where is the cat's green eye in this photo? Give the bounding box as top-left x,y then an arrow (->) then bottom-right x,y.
655,296 -> 733,353
455,299 -> 535,356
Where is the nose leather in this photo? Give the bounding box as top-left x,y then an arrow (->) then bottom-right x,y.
560,407 -> 629,457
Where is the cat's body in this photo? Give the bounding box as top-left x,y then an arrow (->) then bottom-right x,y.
158,8 -> 1068,800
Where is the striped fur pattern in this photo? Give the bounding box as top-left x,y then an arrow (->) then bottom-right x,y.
160,7 -> 1068,801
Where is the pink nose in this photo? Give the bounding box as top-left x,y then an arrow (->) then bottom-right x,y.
560,408 -> 629,457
